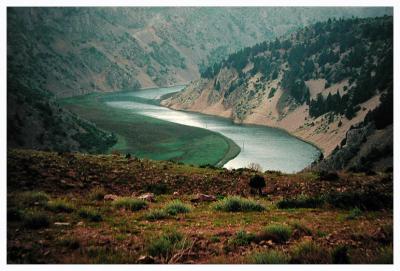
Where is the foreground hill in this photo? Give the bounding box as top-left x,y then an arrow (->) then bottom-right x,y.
162,16 -> 393,171
8,149 -> 392,264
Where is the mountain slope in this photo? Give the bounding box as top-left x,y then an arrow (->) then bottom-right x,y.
8,7 -> 391,97
162,16 -> 393,171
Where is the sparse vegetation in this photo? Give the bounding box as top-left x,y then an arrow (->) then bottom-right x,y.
213,196 -> 265,212
45,199 -> 74,213
22,211 -> 50,229
249,250 -> 289,264
290,241 -> 330,264
112,197 -> 148,211
89,187 -> 106,201
78,207 -> 102,222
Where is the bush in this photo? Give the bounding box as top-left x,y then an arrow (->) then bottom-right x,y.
23,211 -> 50,229
249,175 -> 266,195
78,207 -> 102,222
145,209 -> 169,221
290,241 -> 330,264
145,183 -> 169,195
259,224 -> 292,243
318,170 -> 339,181
164,200 -> 191,215
249,250 -> 289,264
147,229 -> 184,258
325,191 -> 392,210
45,199 -> 74,213
229,230 -> 256,246
89,187 -> 106,201
331,245 -> 350,264
213,196 -> 265,212
112,197 -> 147,211
277,195 -> 324,209
346,207 -> 362,220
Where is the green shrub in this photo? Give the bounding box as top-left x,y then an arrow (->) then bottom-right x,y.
249,174 -> 266,195
78,207 -> 102,222
147,229 -> 184,258
290,241 -> 330,264
213,196 -> 265,212
23,211 -> 50,229
372,246 -> 393,264
346,207 -> 362,220
249,250 -> 289,264
260,224 -> 292,243
229,230 -> 256,246
331,245 -> 350,264
112,197 -> 147,211
276,195 -> 324,209
46,199 -> 74,213
325,191 -> 392,210
145,209 -> 169,221
164,200 -> 191,215
89,187 -> 106,201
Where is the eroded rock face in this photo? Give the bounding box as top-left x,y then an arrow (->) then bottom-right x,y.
103,194 -> 119,201
137,193 -> 155,202
191,193 -> 217,202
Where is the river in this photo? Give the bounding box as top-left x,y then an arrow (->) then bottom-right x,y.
105,86 -> 320,173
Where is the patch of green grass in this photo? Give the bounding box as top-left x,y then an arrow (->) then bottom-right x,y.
213,196 -> 265,212
260,224 -> 292,243
229,230 -> 256,246
78,207 -> 103,222
276,195 -> 324,209
290,241 -> 330,264
248,250 -> 289,264
147,229 -> 185,259
89,187 -> 106,201
112,197 -> 147,211
23,211 -> 50,229
45,199 -> 74,213
145,209 -> 169,221
210,235 -> 220,243
164,200 -> 191,215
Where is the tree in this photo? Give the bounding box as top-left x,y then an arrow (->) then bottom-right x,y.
249,174 -> 266,195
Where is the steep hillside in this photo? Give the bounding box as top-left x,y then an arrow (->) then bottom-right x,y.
8,7 -> 391,97
162,16 -> 393,171
7,81 -> 117,153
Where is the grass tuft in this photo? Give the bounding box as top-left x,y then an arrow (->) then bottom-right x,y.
112,197 -> 147,211
164,200 -> 191,215
45,199 -> 74,213
213,196 -> 265,212
331,245 -> 350,264
249,250 -> 289,264
229,230 -> 256,246
23,211 -> 50,229
290,241 -> 330,264
21,191 -> 49,205
147,229 -> 185,259
145,209 -> 169,221
259,224 -> 292,243
276,195 -> 323,209
78,207 -> 102,222
89,187 -> 106,201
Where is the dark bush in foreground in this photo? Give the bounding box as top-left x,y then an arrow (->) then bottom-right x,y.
249,250 -> 289,264
23,211 -> 50,229
277,196 -> 324,209
213,196 -> 265,212
331,245 -> 350,264
325,191 -> 392,210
